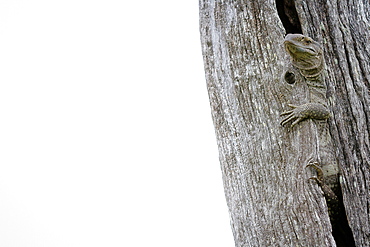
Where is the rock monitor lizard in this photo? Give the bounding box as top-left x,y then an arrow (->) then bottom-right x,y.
280,34 -> 354,245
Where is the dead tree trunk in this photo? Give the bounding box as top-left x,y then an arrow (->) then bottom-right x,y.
199,0 -> 370,246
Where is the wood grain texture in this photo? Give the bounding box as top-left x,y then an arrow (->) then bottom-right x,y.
199,0 -> 370,246
297,1 -> 370,246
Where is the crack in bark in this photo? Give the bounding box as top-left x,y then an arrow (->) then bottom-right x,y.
275,0 -> 302,34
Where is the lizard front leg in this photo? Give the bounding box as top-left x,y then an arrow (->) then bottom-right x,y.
280,103 -> 330,127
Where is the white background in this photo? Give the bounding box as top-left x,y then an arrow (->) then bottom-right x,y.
0,1 -> 234,246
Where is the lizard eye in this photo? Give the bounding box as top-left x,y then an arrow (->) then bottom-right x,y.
304,38 -> 312,44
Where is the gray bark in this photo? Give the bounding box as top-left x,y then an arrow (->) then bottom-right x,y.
199,0 -> 370,246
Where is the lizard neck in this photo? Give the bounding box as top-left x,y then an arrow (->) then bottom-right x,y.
294,59 -> 324,79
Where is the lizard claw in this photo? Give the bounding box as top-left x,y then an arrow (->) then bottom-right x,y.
280,103 -> 329,127
306,161 -> 324,184
280,104 -> 297,116
280,104 -> 305,127
291,117 -> 305,128
306,161 -> 339,202
306,161 -> 324,180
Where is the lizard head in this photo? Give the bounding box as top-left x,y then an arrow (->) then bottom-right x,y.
284,34 -> 323,71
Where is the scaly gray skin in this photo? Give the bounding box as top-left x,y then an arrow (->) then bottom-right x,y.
281,34 -> 330,127
280,34 -> 341,221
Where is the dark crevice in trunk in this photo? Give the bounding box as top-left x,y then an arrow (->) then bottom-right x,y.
275,0 -> 302,34
331,190 -> 356,247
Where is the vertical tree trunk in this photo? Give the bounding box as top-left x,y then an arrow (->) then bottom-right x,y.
199,0 -> 370,246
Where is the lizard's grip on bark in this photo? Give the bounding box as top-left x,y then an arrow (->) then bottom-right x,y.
280,103 -> 330,127
306,162 -> 339,212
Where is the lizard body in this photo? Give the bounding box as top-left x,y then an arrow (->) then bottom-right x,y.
280,34 -> 343,230
281,34 -> 340,198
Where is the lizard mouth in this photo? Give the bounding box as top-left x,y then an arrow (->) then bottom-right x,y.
285,42 -> 319,56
